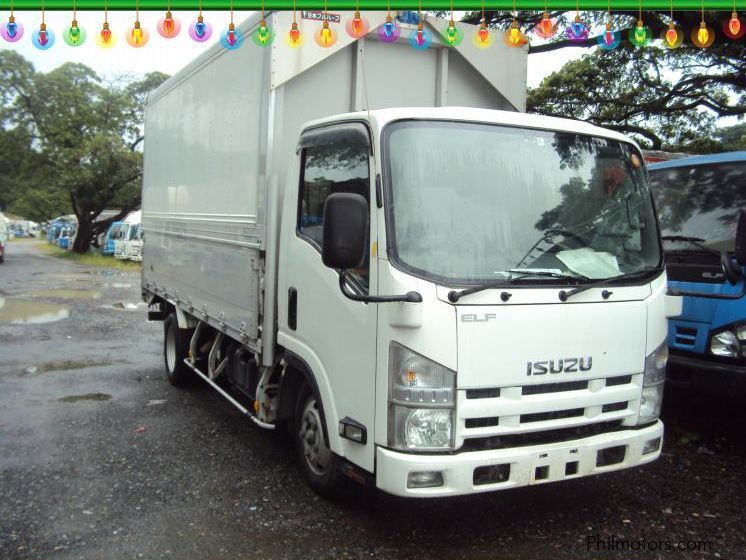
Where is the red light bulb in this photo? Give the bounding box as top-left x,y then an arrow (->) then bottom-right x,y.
478,25 -> 488,45
729,12 -> 741,35
289,21 -> 300,44
540,13 -> 552,35
352,11 -> 363,36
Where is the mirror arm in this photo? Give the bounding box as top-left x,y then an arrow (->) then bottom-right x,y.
338,271 -> 423,303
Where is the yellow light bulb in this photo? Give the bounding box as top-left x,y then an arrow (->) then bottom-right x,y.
508,21 -> 520,46
697,20 -> 709,44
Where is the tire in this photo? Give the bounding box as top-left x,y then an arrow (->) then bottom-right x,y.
294,386 -> 344,497
163,313 -> 194,386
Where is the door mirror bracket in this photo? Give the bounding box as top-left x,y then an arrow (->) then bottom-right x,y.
338,271 -> 423,304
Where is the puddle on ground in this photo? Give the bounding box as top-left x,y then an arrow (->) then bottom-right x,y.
58,393 -> 112,403
20,289 -> 101,299
105,302 -> 146,311
0,297 -> 70,325
21,359 -> 117,375
111,283 -> 133,289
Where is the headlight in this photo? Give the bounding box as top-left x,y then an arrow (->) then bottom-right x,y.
710,327 -> 742,358
388,343 -> 455,451
638,341 -> 667,425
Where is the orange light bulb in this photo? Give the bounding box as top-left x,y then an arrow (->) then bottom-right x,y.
665,23 -> 677,46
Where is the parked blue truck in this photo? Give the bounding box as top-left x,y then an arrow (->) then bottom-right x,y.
648,152 -> 746,394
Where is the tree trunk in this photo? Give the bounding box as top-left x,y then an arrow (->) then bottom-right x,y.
72,218 -> 93,254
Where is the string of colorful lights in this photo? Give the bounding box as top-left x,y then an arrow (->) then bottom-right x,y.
2,4 -> 744,49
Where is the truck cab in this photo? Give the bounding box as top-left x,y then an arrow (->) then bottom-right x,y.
275,108 -> 676,496
102,222 -> 123,255
648,152 -> 746,395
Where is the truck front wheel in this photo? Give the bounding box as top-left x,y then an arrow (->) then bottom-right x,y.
294,388 -> 343,497
163,313 -> 193,386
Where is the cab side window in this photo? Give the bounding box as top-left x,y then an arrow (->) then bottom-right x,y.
298,128 -> 370,291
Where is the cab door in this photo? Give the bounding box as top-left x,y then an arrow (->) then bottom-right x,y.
277,122 -> 378,472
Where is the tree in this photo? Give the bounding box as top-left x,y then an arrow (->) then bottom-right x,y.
461,10 -> 745,150
0,51 -> 168,252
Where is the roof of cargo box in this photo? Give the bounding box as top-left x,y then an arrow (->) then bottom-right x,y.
147,11 -> 528,112
301,106 -> 637,146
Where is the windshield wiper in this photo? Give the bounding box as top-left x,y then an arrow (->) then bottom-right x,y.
448,270 -> 587,303
661,235 -> 720,256
558,268 -> 661,302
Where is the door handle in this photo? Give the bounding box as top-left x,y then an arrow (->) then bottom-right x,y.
288,287 -> 297,330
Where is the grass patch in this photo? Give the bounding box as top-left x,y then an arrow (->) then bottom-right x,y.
36,240 -> 142,272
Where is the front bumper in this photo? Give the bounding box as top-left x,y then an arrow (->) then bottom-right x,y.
376,421 -> 663,497
668,351 -> 746,379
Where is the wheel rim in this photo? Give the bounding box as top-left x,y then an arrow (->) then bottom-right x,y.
299,397 -> 331,477
165,323 -> 176,373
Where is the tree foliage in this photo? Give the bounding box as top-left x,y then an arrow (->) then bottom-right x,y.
0,51 -> 167,252
462,10 -> 745,151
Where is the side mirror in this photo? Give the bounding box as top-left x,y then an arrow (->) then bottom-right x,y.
321,193 -> 368,271
320,192 -> 423,304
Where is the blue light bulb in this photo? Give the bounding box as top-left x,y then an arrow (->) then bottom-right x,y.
384,21 -> 394,37
7,21 -> 17,37
195,21 -> 206,38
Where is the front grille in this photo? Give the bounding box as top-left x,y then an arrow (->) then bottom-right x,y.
522,380 -> 587,395
465,417 -> 499,428
466,388 -> 500,399
521,408 -> 584,423
461,421 -> 624,451
674,326 -> 697,348
602,401 -> 627,413
459,374 -> 642,451
606,375 -> 632,386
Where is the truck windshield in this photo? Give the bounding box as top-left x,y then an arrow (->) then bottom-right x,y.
649,161 -> 746,253
383,120 -> 662,285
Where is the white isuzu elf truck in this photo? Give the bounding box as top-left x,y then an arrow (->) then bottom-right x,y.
141,11 -> 682,497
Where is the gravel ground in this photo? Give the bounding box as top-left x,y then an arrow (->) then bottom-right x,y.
0,240 -> 744,560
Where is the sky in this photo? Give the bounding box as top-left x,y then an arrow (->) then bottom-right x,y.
1,10 -> 587,88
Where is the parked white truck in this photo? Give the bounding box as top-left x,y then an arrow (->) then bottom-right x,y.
142,11 -> 681,497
